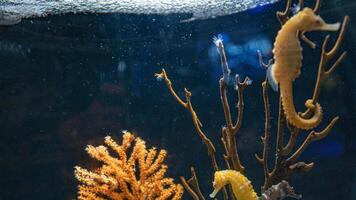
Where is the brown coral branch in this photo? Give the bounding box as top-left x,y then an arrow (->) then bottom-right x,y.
218,69 -> 247,190
255,83 -> 300,192
257,50 -> 273,69
300,32 -> 317,49
156,69 -> 231,199
215,39 -> 251,200
220,129 -> 237,200
281,123 -> 299,156
221,128 -> 232,169
184,88 -> 217,162
180,177 -> 200,200
298,0 -> 304,9
287,117 -> 339,164
180,167 -> 206,200
269,99 -> 288,187
220,79 -> 234,131
233,75 -> 251,134
257,65 -> 342,191
313,0 -> 321,13
216,38 -> 250,174
155,69 -> 187,108
216,36 -> 249,134
301,16 -> 349,118
276,100 -> 286,152
224,126 -> 245,173
276,0 -> 292,25
255,81 -> 272,192
219,77 -> 247,173
257,49 -> 297,192
155,69 -> 215,165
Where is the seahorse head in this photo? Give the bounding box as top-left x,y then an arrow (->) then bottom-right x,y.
210,170 -> 228,198
296,8 -> 340,32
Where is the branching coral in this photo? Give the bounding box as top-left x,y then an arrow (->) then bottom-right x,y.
255,0 -> 349,191
73,1 -> 348,199
155,0 -> 349,199
155,39 -> 251,200
74,131 -> 183,200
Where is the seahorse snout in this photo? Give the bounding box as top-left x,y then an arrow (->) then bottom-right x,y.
317,21 -> 340,31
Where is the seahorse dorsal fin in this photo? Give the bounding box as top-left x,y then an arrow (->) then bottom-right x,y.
267,64 -> 279,92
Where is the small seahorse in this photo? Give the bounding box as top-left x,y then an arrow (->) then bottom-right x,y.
268,8 -> 341,130
210,170 -> 258,200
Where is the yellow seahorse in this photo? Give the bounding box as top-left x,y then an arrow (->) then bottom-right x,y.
267,8 -> 341,130
210,170 -> 258,200
210,170 -> 302,200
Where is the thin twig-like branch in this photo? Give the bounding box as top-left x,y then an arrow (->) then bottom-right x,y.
298,0 -> 304,9
180,177 -> 200,200
221,128 -> 232,170
213,37 -> 248,199
281,123 -> 299,156
301,16 -> 349,118
227,129 -> 245,172
180,167 -> 205,200
255,81 -> 272,192
220,79 -> 234,131
156,69 -> 230,199
255,51 -> 275,191
287,117 -> 339,164
226,76 -> 250,173
185,89 -> 217,160
257,50 -> 273,69
155,69 -> 217,169
276,98 -> 286,151
188,167 -> 206,200
232,75 -> 250,135
313,0 -> 321,13
215,38 -> 249,173
155,69 -> 187,108
216,37 -> 250,136
300,32 -> 317,49
276,0 -> 292,25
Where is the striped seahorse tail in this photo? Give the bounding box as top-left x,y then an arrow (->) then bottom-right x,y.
280,80 -> 323,130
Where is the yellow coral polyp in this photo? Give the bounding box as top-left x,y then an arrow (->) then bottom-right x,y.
210,170 -> 258,200
74,131 -> 183,200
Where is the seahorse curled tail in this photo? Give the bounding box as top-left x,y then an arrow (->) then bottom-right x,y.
279,79 -> 323,130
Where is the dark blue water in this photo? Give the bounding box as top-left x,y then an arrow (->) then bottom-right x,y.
0,0 -> 355,199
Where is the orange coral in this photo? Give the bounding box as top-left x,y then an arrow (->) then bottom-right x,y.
74,131 -> 183,200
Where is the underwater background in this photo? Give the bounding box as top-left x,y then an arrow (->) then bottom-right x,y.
0,0 -> 355,199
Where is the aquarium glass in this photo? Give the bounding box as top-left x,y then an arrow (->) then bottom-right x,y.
0,0 -> 355,199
